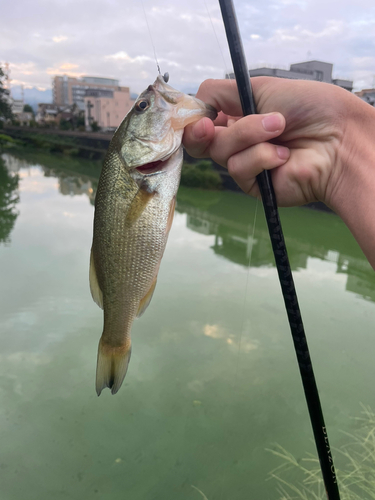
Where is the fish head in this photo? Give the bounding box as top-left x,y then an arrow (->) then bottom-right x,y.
116,75 -> 217,172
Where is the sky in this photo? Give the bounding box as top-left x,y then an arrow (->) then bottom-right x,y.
1,0 -> 375,97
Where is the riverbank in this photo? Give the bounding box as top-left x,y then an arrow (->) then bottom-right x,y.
1,126 -> 231,191
2,126 -> 331,209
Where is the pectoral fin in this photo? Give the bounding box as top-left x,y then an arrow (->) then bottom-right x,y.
89,248 -> 104,309
136,275 -> 157,318
127,187 -> 155,225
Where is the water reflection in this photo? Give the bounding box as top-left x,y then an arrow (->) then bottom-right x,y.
1,152 -> 375,500
176,189 -> 375,303
0,156 -> 19,244
45,168 -> 96,204
2,151 -> 374,304
2,152 -> 97,206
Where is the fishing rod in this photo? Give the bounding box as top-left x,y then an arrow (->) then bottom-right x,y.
218,1 -> 341,498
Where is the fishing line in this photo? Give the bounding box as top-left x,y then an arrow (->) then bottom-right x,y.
234,199 -> 258,380
203,0 -> 230,78
203,0 -> 261,367
140,0 -> 161,74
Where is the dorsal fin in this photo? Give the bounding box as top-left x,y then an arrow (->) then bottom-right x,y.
89,248 -> 104,309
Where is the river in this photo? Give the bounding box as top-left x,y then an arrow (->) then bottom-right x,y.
0,150 -> 374,499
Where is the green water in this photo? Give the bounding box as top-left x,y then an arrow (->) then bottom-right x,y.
1,150 -> 375,500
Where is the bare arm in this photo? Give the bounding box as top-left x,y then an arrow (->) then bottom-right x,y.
183,77 -> 375,269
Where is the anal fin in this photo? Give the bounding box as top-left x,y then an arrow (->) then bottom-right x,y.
90,248 -> 103,309
136,275 -> 157,318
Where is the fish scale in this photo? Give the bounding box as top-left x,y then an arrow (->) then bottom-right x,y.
90,75 -> 217,395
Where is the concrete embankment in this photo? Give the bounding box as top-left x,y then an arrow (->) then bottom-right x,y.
4,125 -> 240,190
2,125 -> 331,210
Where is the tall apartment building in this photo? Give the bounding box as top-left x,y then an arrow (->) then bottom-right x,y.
227,60 -> 353,91
84,88 -> 134,129
52,75 -> 128,110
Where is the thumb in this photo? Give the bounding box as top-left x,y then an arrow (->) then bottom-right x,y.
183,117 -> 215,158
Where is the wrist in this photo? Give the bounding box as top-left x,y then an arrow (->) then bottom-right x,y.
328,93 -> 375,268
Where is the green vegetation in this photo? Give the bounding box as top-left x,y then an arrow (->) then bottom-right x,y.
0,156 -> 19,244
181,160 -> 222,190
0,134 -> 21,147
0,130 -> 106,160
269,405 -> 375,499
0,66 -> 12,121
91,120 -> 101,132
23,104 -> 33,113
6,148 -> 103,181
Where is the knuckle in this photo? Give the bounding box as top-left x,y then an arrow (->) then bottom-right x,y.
227,155 -> 241,178
253,143 -> 276,166
235,125 -> 250,144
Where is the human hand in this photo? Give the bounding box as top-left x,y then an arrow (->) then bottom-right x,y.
184,77 -> 375,268
183,77 -> 356,208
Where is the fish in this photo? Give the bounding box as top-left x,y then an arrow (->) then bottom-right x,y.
90,74 -> 217,396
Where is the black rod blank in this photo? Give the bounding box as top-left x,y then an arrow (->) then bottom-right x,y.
218,1 -> 340,498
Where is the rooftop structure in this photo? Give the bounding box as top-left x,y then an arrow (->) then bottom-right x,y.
227,60 -> 353,92
354,88 -> 375,106
53,75 -> 128,110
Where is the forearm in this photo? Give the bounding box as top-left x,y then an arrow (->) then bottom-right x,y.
328,96 -> 375,269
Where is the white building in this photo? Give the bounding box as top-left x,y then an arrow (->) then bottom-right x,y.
227,60 -> 353,92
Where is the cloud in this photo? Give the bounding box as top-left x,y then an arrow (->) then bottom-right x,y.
106,51 -> 154,64
46,63 -> 81,77
1,0 -> 375,93
52,35 -> 68,43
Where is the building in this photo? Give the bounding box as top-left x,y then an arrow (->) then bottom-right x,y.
53,75 -> 127,110
11,99 -> 24,114
227,60 -> 353,92
84,88 -> 134,130
354,88 -> 375,106
35,103 -> 59,124
11,98 -> 33,125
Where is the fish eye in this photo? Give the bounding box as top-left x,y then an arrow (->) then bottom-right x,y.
135,100 -> 149,112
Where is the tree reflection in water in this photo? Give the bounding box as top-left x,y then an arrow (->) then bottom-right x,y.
0,157 -> 19,244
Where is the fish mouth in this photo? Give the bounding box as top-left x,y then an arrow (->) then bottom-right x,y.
135,160 -> 164,175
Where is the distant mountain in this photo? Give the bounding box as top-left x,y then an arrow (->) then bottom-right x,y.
11,86 -> 53,112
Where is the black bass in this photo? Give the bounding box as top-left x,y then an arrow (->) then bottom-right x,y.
90,74 -> 216,395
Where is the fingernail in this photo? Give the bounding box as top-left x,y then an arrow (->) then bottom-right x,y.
276,146 -> 290,160
192,119 -> 206,140
262,113 -> 283,132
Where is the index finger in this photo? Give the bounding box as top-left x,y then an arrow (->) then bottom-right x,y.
196,79 -> 243,117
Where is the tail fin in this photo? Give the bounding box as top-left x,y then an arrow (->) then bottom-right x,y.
96,339 -> 132,396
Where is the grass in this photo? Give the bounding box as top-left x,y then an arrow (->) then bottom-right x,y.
181,160 -> 222,190
268,405 -> 375,499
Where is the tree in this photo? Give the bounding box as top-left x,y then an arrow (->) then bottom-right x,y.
23,104 -> 33,113
91,121 -> 100,132
0,156 -> 19,244
0,66 -> 12,121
